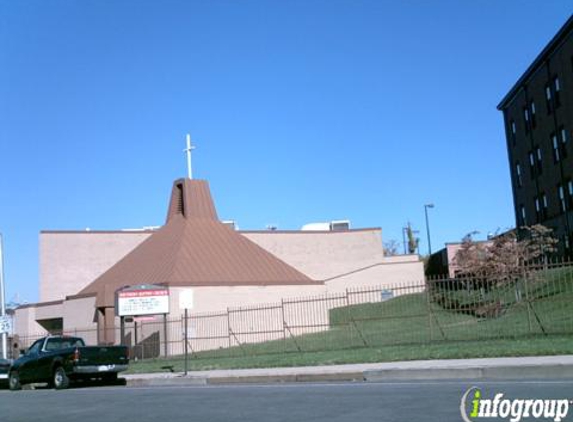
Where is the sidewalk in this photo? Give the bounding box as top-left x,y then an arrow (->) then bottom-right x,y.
124,355 -> 573,387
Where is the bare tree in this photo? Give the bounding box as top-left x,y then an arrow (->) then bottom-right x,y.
383,239 -> 401,256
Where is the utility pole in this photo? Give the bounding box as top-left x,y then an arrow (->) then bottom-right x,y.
0,233 -> 7,359
424,203 -> 435,255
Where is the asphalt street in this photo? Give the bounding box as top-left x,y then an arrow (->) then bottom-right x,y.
1,380 -> 572,422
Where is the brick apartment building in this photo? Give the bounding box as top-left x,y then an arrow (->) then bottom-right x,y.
498,15 -> 573,255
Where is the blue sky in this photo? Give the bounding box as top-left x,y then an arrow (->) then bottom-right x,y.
1,1 -> 572,303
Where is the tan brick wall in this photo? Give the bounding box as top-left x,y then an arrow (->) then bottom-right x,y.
40,231 -> 152,302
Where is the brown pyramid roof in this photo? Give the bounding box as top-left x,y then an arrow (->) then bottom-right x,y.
80,178 -> 319,307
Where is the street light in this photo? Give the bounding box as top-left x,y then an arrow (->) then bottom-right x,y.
424,203 -> 435,256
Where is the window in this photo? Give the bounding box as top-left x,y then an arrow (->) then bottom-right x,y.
511,120 -> 516,143
569,180 -> 573,209
542,193 -> 548,220
535,196 -> 541,222
524,107 -> 530,134
536,147 -> 543,175
529,151 -> 536,178
546,76 -> 562,112
530,101 -> 537,128
27,339 -> 43,356
516,162 -> 522,187
552,133 -> 560,162
520,205 -> 527,226
561,127 -> 569,158
559,184 -> 566,212
554,76 -> 561,107
546,84 -> 553,114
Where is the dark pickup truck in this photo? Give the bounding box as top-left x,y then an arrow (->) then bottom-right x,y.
8,335 -> 129,390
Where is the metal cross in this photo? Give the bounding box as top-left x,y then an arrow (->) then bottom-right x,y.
184,134 -> 196,179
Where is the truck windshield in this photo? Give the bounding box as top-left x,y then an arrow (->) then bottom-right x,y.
44,337 -> 85,351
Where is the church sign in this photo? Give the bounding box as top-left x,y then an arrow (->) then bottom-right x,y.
116,285 -> 170,317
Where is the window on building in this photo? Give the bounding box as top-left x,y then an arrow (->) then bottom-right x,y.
546,84 -> 553,114
552,133 -> 560,163
561,127 -> 569,158
535,196 -> 541,222
536,147 -> 543,175
516,162 -> 522,187
569,180 -> 573,209
530,101 -> 537,128
520,205 -> 527,226
529,151 -> 536,178
554,76 -> 561,107
542,193 -> 548,220
524,107 -> 530,134
511,120 -> 516,143
559,184 -> 566,213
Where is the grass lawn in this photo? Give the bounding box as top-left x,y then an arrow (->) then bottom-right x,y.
126,272 -> 573,374
126,335 -> 573,374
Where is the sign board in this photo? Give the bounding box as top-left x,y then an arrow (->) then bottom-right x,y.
179,289 -> 194,310
0,315 -> 12,335
117,286 -> 170,317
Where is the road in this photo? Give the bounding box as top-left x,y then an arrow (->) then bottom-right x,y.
1,380 -> 572,422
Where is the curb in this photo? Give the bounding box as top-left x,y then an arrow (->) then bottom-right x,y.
125,365 -> 573,387
207,372 -> 365,385
127,376 -> 207,387
364,364 -> 573,382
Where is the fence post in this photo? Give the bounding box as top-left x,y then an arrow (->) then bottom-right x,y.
226,308 -> 231,349
345,288 -> 368,347
280,299 -> 286,340
523,269 -> 533,334
426,278 -> 434,342
163,314 -> 168,358
184,309 -> 188,375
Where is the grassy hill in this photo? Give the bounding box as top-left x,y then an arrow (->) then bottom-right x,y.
128,267 -> 573,373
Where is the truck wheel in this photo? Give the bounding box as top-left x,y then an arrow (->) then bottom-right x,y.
9,371 -> 21,391
53,367 -> 70,390
102,373 -> 118,384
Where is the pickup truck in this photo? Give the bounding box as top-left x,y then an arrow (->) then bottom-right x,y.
8,335 -> 129,390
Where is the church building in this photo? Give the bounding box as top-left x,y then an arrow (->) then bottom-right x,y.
14,149 -> 423,350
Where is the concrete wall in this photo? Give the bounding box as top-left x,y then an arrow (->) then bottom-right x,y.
243,229 -> 386,280
40,231 -> 153,302
62,296 -> 98,345
324,256 -> 424,293
28,227 -> 424,352
13,306 -> 47,344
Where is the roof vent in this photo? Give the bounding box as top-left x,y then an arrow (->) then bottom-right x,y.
175,183 -> 185,215
221,220 -> 238,230
330,220 -> 350,231
301,220 -> 351,231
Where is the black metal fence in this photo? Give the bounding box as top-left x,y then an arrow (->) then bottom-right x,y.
13,261 -> 573,361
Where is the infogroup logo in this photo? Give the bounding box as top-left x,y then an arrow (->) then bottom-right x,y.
460,387 -> 572,422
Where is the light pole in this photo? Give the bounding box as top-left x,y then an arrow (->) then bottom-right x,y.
424,203 -> 435,256
0,233 -> 7,359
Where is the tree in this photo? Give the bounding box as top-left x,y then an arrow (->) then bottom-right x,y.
406,222 -> 419,255
452,225 -> 558,284
453,231 -> 488,276
383,239 -> 401,256
522,224 -> 559,262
